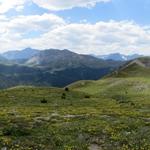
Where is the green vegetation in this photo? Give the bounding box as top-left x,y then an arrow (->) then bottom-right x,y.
0,57 -> 149,149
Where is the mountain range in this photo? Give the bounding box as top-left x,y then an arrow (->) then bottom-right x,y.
0,48 -> 125,88
94,53 -> 143,61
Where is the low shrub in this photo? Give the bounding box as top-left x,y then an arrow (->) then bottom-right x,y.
3,125 -> 30,136
64,87 -> 69,92
41,98 -> 47,103
85,95 -> 90,98
61,93 -> 66,99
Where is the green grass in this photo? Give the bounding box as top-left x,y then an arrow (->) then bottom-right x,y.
0,76 -> 149,149
109,57 -> 150,78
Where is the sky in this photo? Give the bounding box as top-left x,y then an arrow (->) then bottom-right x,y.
0,0 -> 150,55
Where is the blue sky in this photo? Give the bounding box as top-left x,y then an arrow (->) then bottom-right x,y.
5,0 -> 150,25
0,0 -> 150,55
55,0 -> 150,25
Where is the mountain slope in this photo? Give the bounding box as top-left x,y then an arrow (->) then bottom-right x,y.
0,55 -> 10,64
109,57 -> 150,78
25,49 -> 122,71
0,63 -> 120,89
2,48 -> 39,60
0,48 -> 124,88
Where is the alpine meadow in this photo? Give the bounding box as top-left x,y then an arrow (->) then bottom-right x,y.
0,0 -> 149,150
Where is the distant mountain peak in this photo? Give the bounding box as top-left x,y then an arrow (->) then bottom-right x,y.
22,47 -> 35,51
25,49 -> 102,69
2,48 -> 39,60
95,53 -> 143,61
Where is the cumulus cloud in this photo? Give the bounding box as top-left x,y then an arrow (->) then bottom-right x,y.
0,13 -> 65,50
7,13 -> 65,34
0,0 -> 26,13
0,13 -> 150,55
24,20 -> 150,55
32,0 -> 111,11
0,0 -> 111,14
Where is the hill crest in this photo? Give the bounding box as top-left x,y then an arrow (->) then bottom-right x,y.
109,57 -> 150,78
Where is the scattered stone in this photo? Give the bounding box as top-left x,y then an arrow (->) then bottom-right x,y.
89,144 -> 102,150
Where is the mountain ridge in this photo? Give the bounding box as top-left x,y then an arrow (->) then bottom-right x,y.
109,57 -> 150,78
0,48 -> 124,89
2,48 -> 39,60
25,49 -> 122,71
95,53 -> 143,61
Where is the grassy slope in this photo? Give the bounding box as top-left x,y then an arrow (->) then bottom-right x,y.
0,59 -> 149,149
109,57 -> 150,78
70,77 -> 150,149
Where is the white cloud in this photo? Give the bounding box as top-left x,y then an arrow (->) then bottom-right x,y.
0,0 -> 26,13
0,13 -> 65,50
7,13 -> 65,34
0,13 -> 65,35
0,0 -> 111,14
0,14 -> 150,55
26,20 -> 150,55
32,0 -> 111,11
